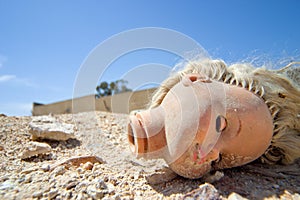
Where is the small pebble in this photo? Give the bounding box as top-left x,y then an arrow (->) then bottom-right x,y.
203,171 -> 224,183
32,191 -> 43,198
272,184 -> 280,189
87,185 -> 105,199
0,180 -> 15,190
51,165 -> 66,176
95,178 -> 107,189
24,174 -> 32,183
76,167 -> 84,174
228,192 -> 247,200
41,164 -> 50,172
66,181 -> 77,190
83,161 -> 94,170
48,189 -> 58,199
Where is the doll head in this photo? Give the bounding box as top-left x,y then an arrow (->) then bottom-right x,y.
128,59 -> 300,178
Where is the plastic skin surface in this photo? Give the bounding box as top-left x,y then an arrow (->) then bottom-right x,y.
128,74 -> 274,179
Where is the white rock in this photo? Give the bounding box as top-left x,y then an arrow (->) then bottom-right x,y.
183,183 -> 220,199
203,171 -> 224,183
0,180 -> 15,190
51,165 -> 66,177
94,178 -> 107,190
48,189 -> 58,199
228,192 -> 248,200
29,116 -> 75,141
19,141 -> 51,159
32,191 -> 43,198
41,164 -> 50,172
87,185 -> 105,199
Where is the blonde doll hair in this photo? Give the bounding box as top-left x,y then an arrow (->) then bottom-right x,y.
150,59 -> 300,165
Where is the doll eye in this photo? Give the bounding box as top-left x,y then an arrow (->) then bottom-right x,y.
216,115 -> 227,133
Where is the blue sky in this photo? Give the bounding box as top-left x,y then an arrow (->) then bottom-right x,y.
0,0 -> 299,116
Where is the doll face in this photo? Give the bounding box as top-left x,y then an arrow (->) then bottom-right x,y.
128,74 -> 274,178
167,75 -> 273,178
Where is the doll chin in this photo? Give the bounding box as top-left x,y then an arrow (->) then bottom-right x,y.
169,158 -> 213,179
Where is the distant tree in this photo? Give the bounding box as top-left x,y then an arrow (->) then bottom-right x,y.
95,79 -> 132,98
96,81 -> 110,98
114,79 -> 132,94
109,82 -> 116,93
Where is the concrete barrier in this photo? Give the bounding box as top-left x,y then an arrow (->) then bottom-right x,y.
32,88 -> 157,116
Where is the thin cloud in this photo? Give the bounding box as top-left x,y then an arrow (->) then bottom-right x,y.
0,55 -> 7,68
14,77 -> 39,88
0,74 -> 38,88
0,75 -> 16,82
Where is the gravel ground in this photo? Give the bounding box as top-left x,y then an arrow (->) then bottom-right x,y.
0,111 -> 299,200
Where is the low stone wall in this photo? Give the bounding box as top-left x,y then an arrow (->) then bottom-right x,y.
32,88 -> 156,116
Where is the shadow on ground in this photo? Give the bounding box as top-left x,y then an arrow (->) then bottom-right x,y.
147,159 -> 300,199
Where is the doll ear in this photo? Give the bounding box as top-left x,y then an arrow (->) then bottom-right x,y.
182,74 -> 211,86
216,115 -> 227,133
188,74 -> 198,82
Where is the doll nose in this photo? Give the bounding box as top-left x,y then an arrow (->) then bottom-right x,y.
127,107 -> 166,158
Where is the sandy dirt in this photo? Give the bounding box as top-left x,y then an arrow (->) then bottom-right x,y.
0,111 -> 299,200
